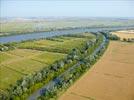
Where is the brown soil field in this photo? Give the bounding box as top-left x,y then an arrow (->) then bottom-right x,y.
58,41 -> 134,100
111,30 -> 134,40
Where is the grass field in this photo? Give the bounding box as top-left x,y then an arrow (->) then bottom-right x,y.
32,52 -> 65,65
17,34 -> 94,53
0,66 -> 24,91
0,33 -> 94,91
0,49 -> 65,90
59,41 -> 134,100
0,52 -> 15,63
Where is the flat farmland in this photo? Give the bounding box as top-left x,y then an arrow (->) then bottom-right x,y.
1,19 -> 134,36
59,41 -> 134,100
0,33 -> 93,92
111,30 -> 134,40
17,34 -> 94,53
0,67 -> 24,91
0,49 -> 65,90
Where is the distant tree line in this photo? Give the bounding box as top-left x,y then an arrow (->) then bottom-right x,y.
123,38 -> 134,42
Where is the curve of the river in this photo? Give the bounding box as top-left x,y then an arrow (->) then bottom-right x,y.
0,26 -> 133,43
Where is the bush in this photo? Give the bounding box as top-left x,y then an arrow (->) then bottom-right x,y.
0,43 -> 15,51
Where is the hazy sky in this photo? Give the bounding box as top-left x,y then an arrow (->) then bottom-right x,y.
1,0 -> 134,18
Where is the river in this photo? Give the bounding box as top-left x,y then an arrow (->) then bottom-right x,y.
0,26 -> 133,43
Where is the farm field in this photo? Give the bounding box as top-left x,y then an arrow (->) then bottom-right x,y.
1,18 -> 134,36
0,49 -> 65,90
59,41 -> 134,100
111,30 -> 134,40
0,33 -> 94,92
17,33 -> 94,53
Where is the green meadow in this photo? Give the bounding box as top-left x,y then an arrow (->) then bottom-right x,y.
0,49 -> 65,90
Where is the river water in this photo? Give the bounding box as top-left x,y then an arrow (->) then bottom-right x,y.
0,26 -> 133,43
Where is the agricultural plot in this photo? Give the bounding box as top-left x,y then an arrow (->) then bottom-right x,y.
0,49 -> 42,65
3,59 -> 46,74
111,30 -> 134,40
0,52 -> 15,63
0,49 -> 65,90
0,66 -> 24,91
0,33 -> 93,92
17,34 -> 94,53
32,51 -> 65,65
7,49 -> 42,57
1,18 -> 134,36
59,41 -> 134,100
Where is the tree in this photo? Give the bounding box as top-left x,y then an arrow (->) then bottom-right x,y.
123,38 -> 127,42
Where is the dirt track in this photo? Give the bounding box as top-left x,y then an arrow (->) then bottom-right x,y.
59,41 -> 134,100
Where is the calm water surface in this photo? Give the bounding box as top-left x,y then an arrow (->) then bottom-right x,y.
0,27 -> 133,43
